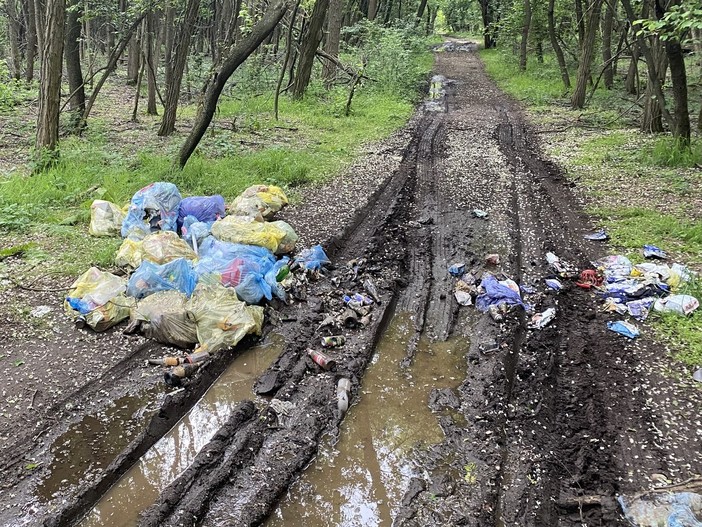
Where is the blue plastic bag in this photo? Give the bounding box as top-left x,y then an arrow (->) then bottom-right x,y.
235,272 -> 273,304
177,195 -> 225,230
475,275 -> 527,312
294,245 -> 330,271
121,182 -> 182,239
181,215 -> 211,248
127,258 -> 197,299
643,244 -> 668,259
618,492 -> 702,527
607,320 -> 640,339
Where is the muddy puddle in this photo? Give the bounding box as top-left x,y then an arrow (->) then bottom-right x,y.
78,334 -> 284,527
37,384 -> 164,501
265,313 -> 467,527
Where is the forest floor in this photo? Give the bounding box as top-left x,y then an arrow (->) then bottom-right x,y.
1,41 -> 701,527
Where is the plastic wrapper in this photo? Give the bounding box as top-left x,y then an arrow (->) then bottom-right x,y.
186,282 -> 265,353
607,320 -> 640,338
121,182 -> 182,239
130,291 -> 198,348
142,231 -> 197,264
210,215 -> 287,253
593,255 -> 633,281
181,216 -> 211,251
127,258 -> 198,299
270,220 -> 298,254
475,275 -> 528,312
293,245 -> 331,271
89,200 -> 125,236
618,491 -> 702,527
229,185 -> 288,220
654,294 -> 700,316
177,195 -> 225,229
65,267 -> 133,331
115,239 -> 144,268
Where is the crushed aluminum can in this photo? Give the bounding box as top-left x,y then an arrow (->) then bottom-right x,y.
322,335 -> 346,348
488,304 -> 504,322
307,349 -> 336,370
472,209 -> 489,219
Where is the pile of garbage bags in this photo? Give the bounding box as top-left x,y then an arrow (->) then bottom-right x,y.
65,182 -> 318,356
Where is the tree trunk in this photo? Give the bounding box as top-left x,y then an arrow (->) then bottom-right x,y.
479,0 -> 496,48
367,0 -> 377,20
574,0 -> 585,49
25,0 -> 37,81
145,11 -> 158,115
158,0 -> 201,136
641,45 -> 666,133
519,0 -> 532,71
179,0 -> 290,167
275,1 -> 299,120
571,0 -> 603,108
655,0 -> 689,143
6,0 -> 23,79
33,0 -> 45,65
127,34 -> 141,85
322,0 -> 343,87
415,0 -> 427,25
64,0 -> 86,131
548,0 -> 570,88
35,0 -> 65,160
625,47 -> 639,95
291,0 -> 329,99
601,0 -> 615,89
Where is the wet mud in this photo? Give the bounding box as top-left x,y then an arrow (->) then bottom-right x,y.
2,40 -> 701,527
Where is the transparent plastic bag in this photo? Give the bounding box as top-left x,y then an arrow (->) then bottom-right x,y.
270,220 -> 298,254
229,185 -> 288,220
121,182 -> 182,239
142,231 -> 197,264
186,282 -> 265,353
89,200 -> 126,236
65,267 -> 133,331
115,238 -> 144,268
130,290 -> 198,348
293,245 -> 331,270
127,258 -> 198,299
210,216 -> 286,253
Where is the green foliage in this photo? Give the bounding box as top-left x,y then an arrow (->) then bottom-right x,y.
442,0 -> 483,33
635,1 -> 702,44
646,137 -> 702,168
0,63 -> 26,111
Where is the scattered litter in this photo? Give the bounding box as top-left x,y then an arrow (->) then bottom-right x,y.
593,255 -> 633,280
65,267 -> 134,331
546,252 -> 577,278
455,290 -> 473,306
337,378 -> 351,416
485,254 -> 500,265
576,269 -> 603,289
269,398 -> 295,427
448,262 -> 465,277
454,277 -> 476,306
121,182 -> 182,239
472,209 -> 488,219
618,491 -> 702,527
607,320 -> 640,339
164,363 -> 200,387
363,278 -> 381,303
30,305 -> 51,318
601,298 -> 627,315
693,369 -> 702,383
520,284 -> 537,294
626,298 -> 655,321
584,229 -> 609,241
228,185 -> 288,221
293,245 -> 330,271
307,349 -> 336,370
529,307 -> 556,329
545,278 -> 563,291
488,304 -> 505,322
653,294 -> 700,316
321,335 -> 345,348
475,275 -> 527,312
643,244 -> 668,259
89,200 -> 126,236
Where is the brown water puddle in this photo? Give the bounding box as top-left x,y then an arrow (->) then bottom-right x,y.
265,312 -> 467,527
37,384 -> 164,501
79,334 -> 283,527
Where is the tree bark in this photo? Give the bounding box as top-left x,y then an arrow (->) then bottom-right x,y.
127,34 -> 141,85
145,11 -> 158,115
64,0 -> 86,131
158,0 -> 201,136
275,1 -> 299,120
574,0 -> 585,49
6,0 -> 23,79
641,44 -> 666,133
415,0 -> 427,25
291,0 -> 329,99
25,0 -> 37,81
178,0 -> 290,167
548,0 -> 570,88
35,0 -> 65,160
33,0 -> 45,65
519,0 -> 532,71
571,0 -> 603,108
601,0 -> 615,89
625,46 -> 639,95
367,0 -> 377,20
478,0 -> 496,48
322,0 -> 343,87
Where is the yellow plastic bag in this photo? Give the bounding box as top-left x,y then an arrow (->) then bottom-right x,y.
229,185 -> 289,220
65,267 -> 134,331
270,220 -> 298,254
186,282 -> 264,353
130,290 -> 198,348
89,200 -> 126,236
142,231 -> 197,264
210,216 -> 286,253
115,238 -> 144,268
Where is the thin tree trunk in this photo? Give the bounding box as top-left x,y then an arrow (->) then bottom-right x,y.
275,1 -> 299,120
659,27 -> 689,141
601,0 -> 615,89
132,58 -> 145,121
641,46 -> 666,133
415,0 -> 427,25
127,34 -> 141,85
158,0 -> 201,136
145,11 -> 158,115
25,0 -> 37,81
625,46 -> 639,95
571,0 -> 603,108
35,0 -> 65,160
33,0 -> 45,65
367,0 -> 377,20
64,0 -> 86,131
6,0 -> 22,79
479,0 -> 496,49
291,0 -> 329,99
548,0 -> 570,87
519,0 -> 532,71
322,0 -> 343,87
179,0 -> 290,167
574,0 -> 585,49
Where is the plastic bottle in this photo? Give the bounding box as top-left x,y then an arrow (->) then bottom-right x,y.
307,349 -> 336,370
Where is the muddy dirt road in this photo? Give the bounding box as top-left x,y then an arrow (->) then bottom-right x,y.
1,42 -> 701,527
